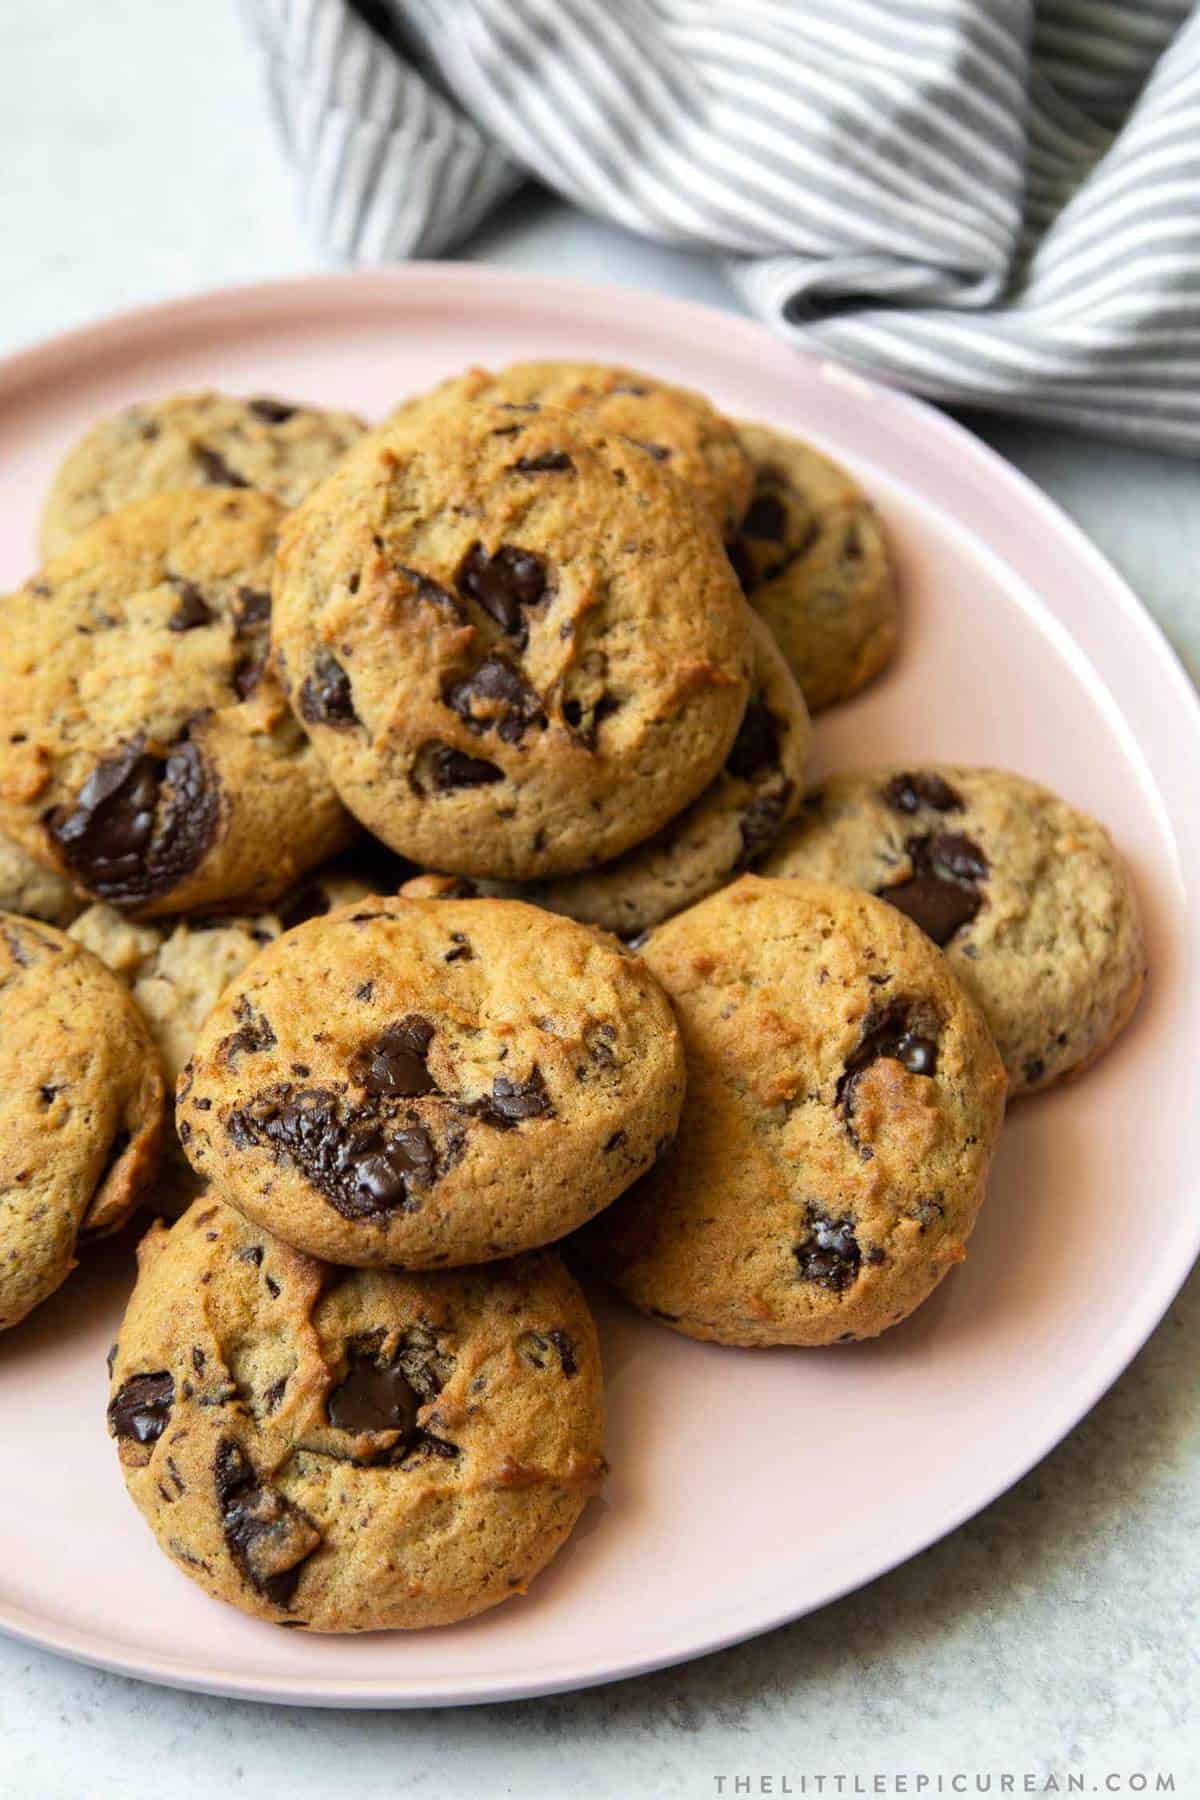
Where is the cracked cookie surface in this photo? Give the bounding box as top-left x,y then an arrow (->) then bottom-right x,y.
108,1196 -> 605,1631
0,491 -> 355,917
389,361 -> 754,539
580,876 -> 1006,1347
177,894 -> 685,1267
271,401 -> 753,878
764,766 -> 1145,1095
0,913 -> 165,1330
39,389 -> 366,561
728,422 -> 899,713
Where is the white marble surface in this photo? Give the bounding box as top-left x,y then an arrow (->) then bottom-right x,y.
0,4 -> 1197,1795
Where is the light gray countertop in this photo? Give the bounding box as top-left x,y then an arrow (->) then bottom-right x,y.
0,5 -> 1196,1796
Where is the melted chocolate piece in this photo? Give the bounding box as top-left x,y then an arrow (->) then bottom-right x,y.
235,586 -> 272,630
397,565 -> 465,620
443,655 -> 546,743
225,1087 -> 437,1220
193,444 -> 249,487
794,1207 -> 861,1291
741,489 -> 787,542
327,1348 -> 421,1435
469,1066 -> 553,1129
512,451 -> 574,474
232,654 -> 265,700
221,1003 -> 277,1065
215,1439 -> 319,1608
350,1016 -> 437,1097
882,772 -> 964,815
836,1001 -> 939,1148
725,699 -> 780,780
881,833 -> 988,947
456,543 -> 551,643
298,651 -> 357,728
419,742 -> 505,792
109,1371 -> 175,1444
48,736 -> 219,906
167,579 -> 214,632
247,397 -> 298,424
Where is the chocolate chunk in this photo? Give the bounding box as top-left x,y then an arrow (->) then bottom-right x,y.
470,1066 -> 553,1128
166,579 -> 214,632
742,489 -> 787,542
221,1002 -> 277,1065
881,833 -> 988,947
350,1016 -> 437,1097
215,1439 -> 320,1608
47,735 -> 219,906
725,699 -> 780,781
193,444 -> 249,488
108,1371 -> 174,1445
836,1001 -> 939,1148
794,1207 -> 861,1291
235,586 -> 271,630
456,543 -> 551,643
327,1347 -> 421,1436
418,741 -> 505,792
518,1328 -> 577,1375
397,565 -> 465,620
247,397 -> 298,424
226,1086 -> 437,1221
737,784 -> 793,865
232,654 -> 265,699
443,654 -> 546,743
1023,1056 -> 1045,1086
560,690 -> 620,750
883,772 -> 964,815
547,1328 -> 577,1376
298,651 -> 357,728
512,452 -> 574,474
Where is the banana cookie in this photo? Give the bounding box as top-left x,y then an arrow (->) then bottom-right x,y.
433,615 -> 810,937
763,766 -> 1145,1095
581,877 -> 1006,1347
108,1197 -> 605,1631
39,389 -> 366,560
728,422 -> 898,713
390,360 -> 754,539
272,401 -> 753,879
177,895 -> 685,1267
0,491 -> 354,917
0,914 -> 165,1330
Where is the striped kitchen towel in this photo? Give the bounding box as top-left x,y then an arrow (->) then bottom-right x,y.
241,0 -> 1200,453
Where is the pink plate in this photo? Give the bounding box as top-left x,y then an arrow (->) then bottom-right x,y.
0,267 -> 1196,1708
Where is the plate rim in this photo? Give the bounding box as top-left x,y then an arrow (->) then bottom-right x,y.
1,262 -> 1197,1709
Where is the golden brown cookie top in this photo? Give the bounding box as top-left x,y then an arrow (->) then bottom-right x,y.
272,400 -> 754,878
108,1197 -> 605,1631
0,912 -> 165,1330
177,894 -> 685,1268
0,491 -> 353,916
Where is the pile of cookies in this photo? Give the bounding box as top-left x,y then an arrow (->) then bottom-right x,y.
0,362 -> 1145,1635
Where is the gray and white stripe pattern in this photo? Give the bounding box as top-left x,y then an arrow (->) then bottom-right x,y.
242,0 -> 1200,452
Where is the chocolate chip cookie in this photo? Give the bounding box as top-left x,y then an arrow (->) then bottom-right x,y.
581,876 -> 1006,1347
763,766 -> 1146,1095
432,614 -> 810,937
70,865 -> 391,1217
177,894 -> 686,1267
39,390 -> 366,561
0,491 -> 355,917
272,401 -> 754,879
108,1197 -> 605,1631
0,913 -> 165,1330
390,361 -> 754,539
728,422 -> 899,713
0,829 -> 82,925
